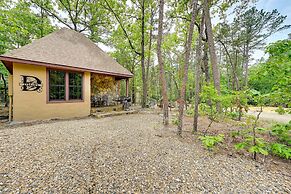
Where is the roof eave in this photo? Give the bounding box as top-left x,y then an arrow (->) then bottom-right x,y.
0,56 -> 133,78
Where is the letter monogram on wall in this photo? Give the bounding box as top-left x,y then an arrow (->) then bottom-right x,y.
19,75 -> 43,93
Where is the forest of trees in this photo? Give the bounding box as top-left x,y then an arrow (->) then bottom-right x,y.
0,0 -> 290,135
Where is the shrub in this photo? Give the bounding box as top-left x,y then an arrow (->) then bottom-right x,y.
271,122 -> 291,145
235,136 -> 269,156
270,143 -> 291,159
198,103 -> 211,116
227,111 -> 240,120
275,106 -> 286,115
186,108 -> 194,116
199,134 -> 224,149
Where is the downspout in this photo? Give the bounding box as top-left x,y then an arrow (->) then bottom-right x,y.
8,75 -> 13,122
125,78 -> 129,97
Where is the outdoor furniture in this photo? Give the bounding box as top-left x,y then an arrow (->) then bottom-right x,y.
91,95 -> 102,107
113,96 -> 131,110
91,95 -> 108,107
121,96 -> 131,111
102,94 -> 109,106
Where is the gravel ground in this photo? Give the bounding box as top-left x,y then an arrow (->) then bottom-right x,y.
0,113 -> 290,193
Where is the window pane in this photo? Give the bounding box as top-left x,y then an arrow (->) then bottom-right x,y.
69,72 -> 83,100
49,70 -> 65,101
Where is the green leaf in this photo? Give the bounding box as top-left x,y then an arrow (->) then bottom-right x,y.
235,142 -> 247,150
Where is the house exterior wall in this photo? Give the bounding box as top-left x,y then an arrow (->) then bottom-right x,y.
12,63 -> 91,121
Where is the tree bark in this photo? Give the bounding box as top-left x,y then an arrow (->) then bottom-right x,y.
204,0 -> 221,112
234,49 -> 239,90
177,0 -> 199,136
157,0 -> 169,125
193,11 -> 205,133
219,39 -> 239,90
131,64 -> 136,104
40,7 -> 44,37
202,43 -> 210,84
244,41 -> 250,87
141,0 -> 147,108
146,8 -> 154,93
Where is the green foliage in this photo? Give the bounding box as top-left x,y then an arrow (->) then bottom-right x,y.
233,120 -> 291,160
230,90 -> 249,120
200,85 -> 250,121
200,85 -> 220,105
249,40 -> 291,107
199,134 -> 224,149
200,85 -> 220,119
0,0 -> 55,105
235,136 -> 269,156
275,106 -> 286,115
186,107 -> 194,116
270,122 -> 291,145
268,122 -> 291,159
233,111 -> 270,160
0,0 -> 55,54
226,111 -> 240,120
198,103 -> 211,116
270,143 -> 291,159
172,117 -> 179,126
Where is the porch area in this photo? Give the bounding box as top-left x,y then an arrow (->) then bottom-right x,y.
90,73 -> 131,114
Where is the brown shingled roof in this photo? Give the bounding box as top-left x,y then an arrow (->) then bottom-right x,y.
0,28 -> 133,78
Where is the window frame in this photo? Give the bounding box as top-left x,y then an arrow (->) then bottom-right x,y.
48,69 -> 66,102
47,68 -> 84,103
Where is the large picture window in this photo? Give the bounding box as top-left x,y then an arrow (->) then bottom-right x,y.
48,69 -> 83,102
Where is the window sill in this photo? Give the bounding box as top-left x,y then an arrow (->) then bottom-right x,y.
47,99 -> 84,104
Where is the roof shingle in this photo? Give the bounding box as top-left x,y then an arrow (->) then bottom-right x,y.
1,28 -> 132,77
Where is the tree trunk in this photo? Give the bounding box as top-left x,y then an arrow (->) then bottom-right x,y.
40,7 -> 44,38
131,65 -> 136,104
244,42 -> 250,87
219,40 -> 239,91
157,0 -> 169,125
141,0 -> 147,108
204,0 -> 221,112
177,0 -> 199,136
201,43 -> 212,109
234,49 -> 239,90
203,43 -> 210,84
146,9 -> 154,92
193,11 -> 205,133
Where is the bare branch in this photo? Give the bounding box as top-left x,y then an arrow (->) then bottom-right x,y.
103,0 -> 141,56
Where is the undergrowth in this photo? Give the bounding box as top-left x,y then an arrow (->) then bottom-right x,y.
199,134 -> 224,150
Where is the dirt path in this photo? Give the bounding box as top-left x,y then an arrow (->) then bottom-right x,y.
1,113 -> 290,193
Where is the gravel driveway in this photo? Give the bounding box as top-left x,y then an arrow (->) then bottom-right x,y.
1,113 -> 290,193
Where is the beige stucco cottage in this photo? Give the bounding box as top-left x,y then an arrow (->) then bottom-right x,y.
0,28 -> 132,121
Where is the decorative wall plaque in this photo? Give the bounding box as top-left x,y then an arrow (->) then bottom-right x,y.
19,75 -> 43,93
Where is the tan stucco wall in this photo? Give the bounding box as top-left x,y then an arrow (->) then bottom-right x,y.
13,63 -> 91,121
